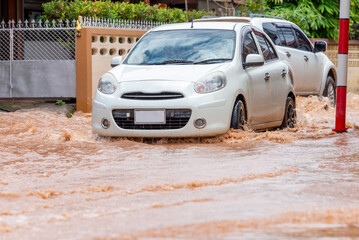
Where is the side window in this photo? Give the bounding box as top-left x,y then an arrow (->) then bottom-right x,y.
253,30 -> 278,61
276,27 -> 287,46
242,31 -> 259,63
293,27 -> 312,51
280,26 -> 298,48
262,22 -> 282,46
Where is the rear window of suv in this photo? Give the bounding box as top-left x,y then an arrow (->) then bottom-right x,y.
263,23 -> 298,48
262,22 -> 285,46
278,24 -> 298,48
263,22 -> 312,51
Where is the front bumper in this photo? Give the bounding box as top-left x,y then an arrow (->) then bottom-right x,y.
92,81 -> 233,137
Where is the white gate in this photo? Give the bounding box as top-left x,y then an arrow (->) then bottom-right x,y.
0,20 -> 76,98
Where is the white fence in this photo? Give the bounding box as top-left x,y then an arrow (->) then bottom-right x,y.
0,20 -> 76,98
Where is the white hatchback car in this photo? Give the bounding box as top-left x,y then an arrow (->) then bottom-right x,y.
201,16 -> 337,105
92,20 -> 296,137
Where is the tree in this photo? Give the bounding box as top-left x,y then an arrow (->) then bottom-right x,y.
234,0 -> 267,16
266,0 -> 359,39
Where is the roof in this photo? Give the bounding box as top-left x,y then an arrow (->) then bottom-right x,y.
196,16 -> 291,26
152,21 -> 249,31
249,17 -> 290,26
194,17 -> 251,23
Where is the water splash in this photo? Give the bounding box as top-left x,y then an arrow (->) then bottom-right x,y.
1,95 -> 358,146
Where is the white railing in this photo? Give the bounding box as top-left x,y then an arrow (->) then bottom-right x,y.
81,16 -> 165,30
1,19 -> 76,29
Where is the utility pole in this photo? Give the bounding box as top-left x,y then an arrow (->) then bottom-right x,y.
185,0 -> 188,21
207,0 -> 210,13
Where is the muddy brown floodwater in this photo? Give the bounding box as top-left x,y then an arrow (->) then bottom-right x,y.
1,94 -> 359,240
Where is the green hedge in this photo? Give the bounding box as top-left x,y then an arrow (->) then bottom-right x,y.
42,0 -> 211,23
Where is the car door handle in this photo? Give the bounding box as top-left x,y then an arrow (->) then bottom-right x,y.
281,69 -> 287,78
285,51 -> 291,58
304,55 -> 309,62
264,73 -> 270,81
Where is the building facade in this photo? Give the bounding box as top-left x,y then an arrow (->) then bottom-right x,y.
1,0 -> 53,22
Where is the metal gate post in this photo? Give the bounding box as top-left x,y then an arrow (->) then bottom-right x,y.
9,27 -> 13,98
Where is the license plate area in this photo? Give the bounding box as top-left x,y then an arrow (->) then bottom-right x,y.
134,109 -> 166,124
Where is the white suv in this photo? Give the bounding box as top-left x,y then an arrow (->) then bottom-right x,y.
200,16 -> 337,105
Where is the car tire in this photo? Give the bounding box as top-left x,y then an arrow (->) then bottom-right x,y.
324,76 -> 336,106
280,97 -> 296,129
231,99 -> 246,130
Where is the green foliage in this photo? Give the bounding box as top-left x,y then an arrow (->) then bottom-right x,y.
237,0 -> 268,17
42,0 -> 211,23
188,9 -> 210,22
54,100 -> 66,106
66,107 -> 76,118
265,0 -> 359,40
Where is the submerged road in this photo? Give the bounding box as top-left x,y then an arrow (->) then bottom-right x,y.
0,95 -> 359,239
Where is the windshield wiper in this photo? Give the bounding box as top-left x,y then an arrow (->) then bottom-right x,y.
194,58 -> 232,64
150,59 -> 194,65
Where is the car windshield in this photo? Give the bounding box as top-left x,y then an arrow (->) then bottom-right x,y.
125,29 -> 236,65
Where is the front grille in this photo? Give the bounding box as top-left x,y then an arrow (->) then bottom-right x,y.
121,92 -> 184,100
112,109 -> 191,130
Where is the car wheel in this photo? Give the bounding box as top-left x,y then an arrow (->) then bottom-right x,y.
324,76 -> 336,106
231,100 -> 246,130
281,97 -> 296,129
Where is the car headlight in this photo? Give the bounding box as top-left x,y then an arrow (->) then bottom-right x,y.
98,73 -> 117,94
194,72 -> 226,94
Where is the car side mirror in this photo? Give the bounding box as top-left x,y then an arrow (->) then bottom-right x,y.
243,54 -> 264,69
111,56 -> 123,67
314,41 -> 327,53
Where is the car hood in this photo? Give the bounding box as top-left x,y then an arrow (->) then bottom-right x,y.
108,64 -> 229,83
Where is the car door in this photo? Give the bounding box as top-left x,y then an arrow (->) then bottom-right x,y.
241,28 -> 272,125
275,24 -> 309,92
292,26 -> 322,93
253,29 -> 287,122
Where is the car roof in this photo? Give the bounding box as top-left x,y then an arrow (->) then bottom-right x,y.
250,17 -> 292,26
194,16 -> 251,23
194,16 -> 293,27
151,21 -> 249,31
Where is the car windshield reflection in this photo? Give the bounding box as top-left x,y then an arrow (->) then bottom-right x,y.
125,29 -> 236,65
